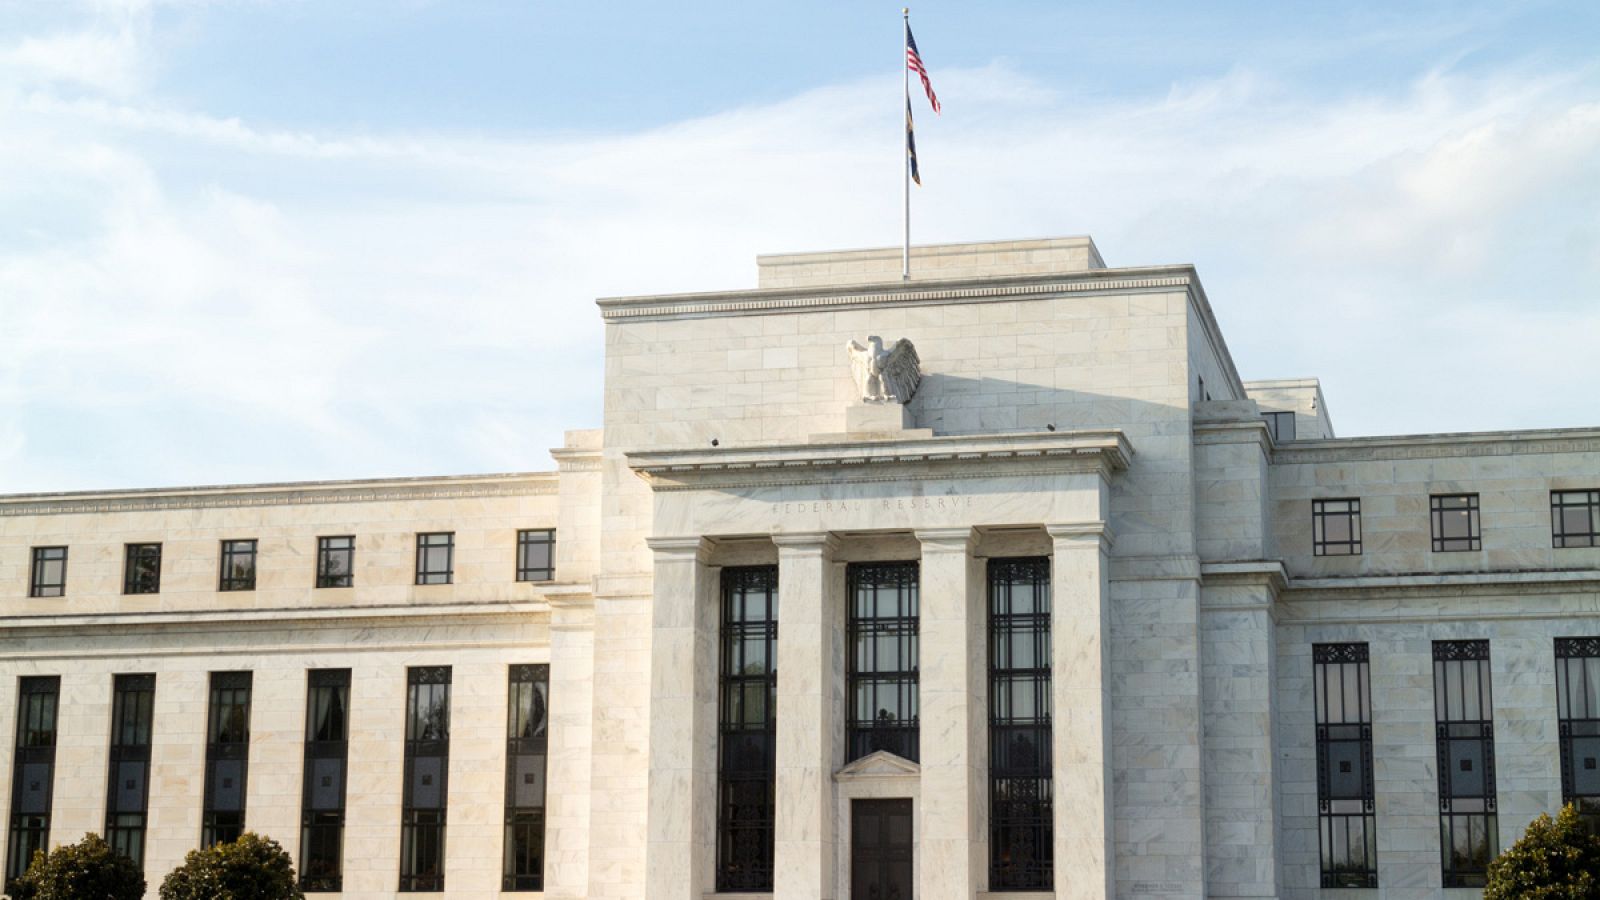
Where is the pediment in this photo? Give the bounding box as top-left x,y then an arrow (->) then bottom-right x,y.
833,750 -> 920,782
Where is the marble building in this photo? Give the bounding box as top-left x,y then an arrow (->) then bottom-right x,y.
2,236 -> 1599,900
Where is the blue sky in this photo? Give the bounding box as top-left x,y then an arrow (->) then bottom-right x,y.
2,0 -> 1599,491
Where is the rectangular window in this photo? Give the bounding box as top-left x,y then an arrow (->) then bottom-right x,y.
988,557 -> 1053,891
502,664 -> 550,891
1263,410 -> 1296,442
219,539 -> 258,592
516,530 -> 556,582
202,671 -> 252,848
300,669 -> 351,893
105,674 -> 155,870
123,543 -> 162,594
400,666 -> 451,892
6,676 -> 60,883
1553,490 -> 1600,549
1434,641 -> 1497,886
1314,642 -> 1377,888
716,566 -> 778,893
1556,637 -> 1600,830
847,562 -> 919,763
316,536 -> 354,588
1431,495 -> 1482,553
1313,499 -> 1363,557
415,533 -> 454,586
28,547 -> 67,598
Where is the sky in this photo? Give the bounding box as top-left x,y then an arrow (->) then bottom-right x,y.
2,0 -> 1599,492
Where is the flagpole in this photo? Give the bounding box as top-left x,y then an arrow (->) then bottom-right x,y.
902,8 -> 911,280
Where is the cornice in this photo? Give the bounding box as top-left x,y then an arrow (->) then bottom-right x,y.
1275,427 -> 1600,464
913,527 -> 978,552
550,446 -> 603,473
1046,521 -> 1117,552
596,266 -> 1196,322
1199,561 -> 1288,602
0,472 -> 560,516
626,430 -> 1132,492
1284,567 -> 1600,601
770,531 -> 841,555
0,598 -> 551,637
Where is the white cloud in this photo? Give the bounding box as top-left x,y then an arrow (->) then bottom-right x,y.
1,20 -> 1598,491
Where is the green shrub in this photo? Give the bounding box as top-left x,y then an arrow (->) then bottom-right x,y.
4,832 -> 144,900
158,832 -> 303,900
1485,804 -> 1600,899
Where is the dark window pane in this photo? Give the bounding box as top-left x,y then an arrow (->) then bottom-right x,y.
1314,644 -> 1377,887
29,547 -> 67,598
402,667 -> 451,892
301,669 -> 350,891
8,678 -> 61,882
716,566 -> 777,892
219,539 -> 258,591
988,557 -> 1053,890
1431,495 -> 1482,552
316,537 -> 354,588
415,533 -> 454,586
1312,499 -> 1363,557
503,665 -> 550,890
516,530 -> 555,582
123,544 -> 162,594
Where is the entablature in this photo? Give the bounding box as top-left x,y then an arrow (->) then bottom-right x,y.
625,430 -> 1132,492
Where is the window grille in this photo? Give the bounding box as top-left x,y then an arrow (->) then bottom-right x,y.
715,566 -> 778,892
988,557 -> 1053,891
847,562 -> 919,762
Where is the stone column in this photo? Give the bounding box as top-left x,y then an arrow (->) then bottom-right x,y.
546,589 -> 596,899
1199,565 -> 1284,898
644,537 -> 718,900
915,527 -> 985,900
773,532 -> 843,900
1048,522 -> 1115,900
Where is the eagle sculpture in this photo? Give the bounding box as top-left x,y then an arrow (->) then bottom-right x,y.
846,336 -> 922,404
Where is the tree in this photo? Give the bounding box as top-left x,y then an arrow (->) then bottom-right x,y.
158,832 -> 304,900
4,832 -> 144,900
1485,804 -> 1600,899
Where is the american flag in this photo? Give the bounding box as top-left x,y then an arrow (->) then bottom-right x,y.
906,100 -> 921,185
906,25 -> 940,115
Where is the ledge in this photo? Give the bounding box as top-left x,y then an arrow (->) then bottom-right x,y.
0,471 -> 559,515
0,597 -> 557,635
1290,567 -> 1600,592
1275,426 -> 1600,464
597,264 -> 1197,321
627,430 -> 1132,491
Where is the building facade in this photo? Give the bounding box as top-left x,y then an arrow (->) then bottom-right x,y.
2,236 -> 1598,900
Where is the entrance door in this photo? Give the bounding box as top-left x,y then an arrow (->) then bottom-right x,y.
851,798 -> 913,900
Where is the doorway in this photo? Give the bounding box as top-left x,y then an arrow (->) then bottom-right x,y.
851,798 -> 913,900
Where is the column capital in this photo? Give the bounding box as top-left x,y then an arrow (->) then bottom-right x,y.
769,531 -> 839,555
644,535 -> 713,563
913,526 -> 976,553
1046,521 -> 1116,552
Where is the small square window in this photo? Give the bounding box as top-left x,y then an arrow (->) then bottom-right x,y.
219,539 -> 258,591
123,543 -> 162,594
415,533 -> 454,586
1262,411 -> 1296,443
29,546 -> 67,598
1312,499 -> 1362,557
316,536 -> 354,589
1431,494 -> 1482,553
1552,490 -> 1600,549
517,529 -> 555,582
